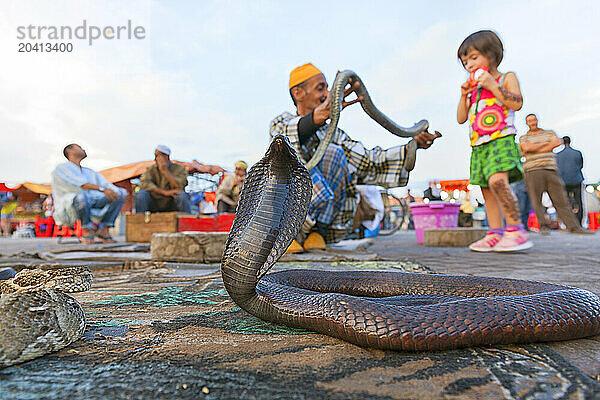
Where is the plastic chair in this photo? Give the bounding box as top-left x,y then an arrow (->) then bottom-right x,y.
34,215 -> 55,237
588,212 -> 600,231
216,213 -> 235,231
53,219 -> 84,241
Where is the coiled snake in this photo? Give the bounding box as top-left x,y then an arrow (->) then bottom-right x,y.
221,135 -> 600,351
0,267 -> 91,367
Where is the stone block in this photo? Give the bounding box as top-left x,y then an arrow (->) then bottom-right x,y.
151,232 -> 229,263
423,228 -> 487,247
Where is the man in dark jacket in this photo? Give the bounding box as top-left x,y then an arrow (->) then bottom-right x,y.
556,136 -> 585,224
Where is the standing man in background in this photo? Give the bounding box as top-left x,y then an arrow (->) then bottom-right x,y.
556,136 -> 585,224
510,179 -> 531,228
519,114 -> 591,234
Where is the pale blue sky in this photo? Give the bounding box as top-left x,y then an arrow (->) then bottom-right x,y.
1,0 -> 599,194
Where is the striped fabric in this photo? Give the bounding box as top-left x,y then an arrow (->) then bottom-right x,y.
270,112 -> 411,242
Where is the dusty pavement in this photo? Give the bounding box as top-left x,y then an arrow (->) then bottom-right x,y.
0,231 -> 599,399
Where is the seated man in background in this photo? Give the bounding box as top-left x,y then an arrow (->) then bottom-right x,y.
135,145 -> 191,214
215,161 -> 247,213
52,143 -> 126,244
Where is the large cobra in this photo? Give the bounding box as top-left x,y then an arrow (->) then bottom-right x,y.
221,135 -> 600,351
304,70 -> 430,171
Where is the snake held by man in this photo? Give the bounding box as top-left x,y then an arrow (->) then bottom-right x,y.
221,135 -> 600,351
0,267 -> 92,367
304,70 -> 433,171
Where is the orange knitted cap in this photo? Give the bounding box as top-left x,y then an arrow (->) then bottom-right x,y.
289,63 -> 323,89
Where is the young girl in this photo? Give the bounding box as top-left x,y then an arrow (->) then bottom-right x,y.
457,30 -> 532,252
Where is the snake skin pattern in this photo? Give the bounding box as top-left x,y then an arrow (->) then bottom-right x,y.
305,70 -> 429,170
0,267 -> 92,367
221,135 -> 600,351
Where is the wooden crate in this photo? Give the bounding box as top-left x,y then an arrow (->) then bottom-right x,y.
126,212 -> 179,243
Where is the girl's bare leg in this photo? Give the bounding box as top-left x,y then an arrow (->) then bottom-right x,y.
488,172 -> 521,226
481,187 -> 504,229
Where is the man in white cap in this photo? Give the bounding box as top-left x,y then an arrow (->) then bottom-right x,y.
135,145 -> 191,213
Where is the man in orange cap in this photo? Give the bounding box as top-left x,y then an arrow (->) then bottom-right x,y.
270,63 -> 437,252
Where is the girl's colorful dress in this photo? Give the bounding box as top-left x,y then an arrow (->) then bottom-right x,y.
468,74 -> 516,147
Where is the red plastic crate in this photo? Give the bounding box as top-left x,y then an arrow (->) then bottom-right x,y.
177,216 -> 217,232
177,213 -> 235,233
35,215 -> 55,237
589,212 -> 600,231
216,213 -> 235,232
52,219 -> 83,238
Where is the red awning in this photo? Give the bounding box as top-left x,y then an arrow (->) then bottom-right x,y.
0,183 -> 19,192
439,179 -> 470,192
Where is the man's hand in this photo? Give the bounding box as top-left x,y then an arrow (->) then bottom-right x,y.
103,188 -> 119,202
156,153 -> 170,172
312,78 -> 363,126
164,189 -> 180,198
414,130 -> 442,149
234,175 -> 245,186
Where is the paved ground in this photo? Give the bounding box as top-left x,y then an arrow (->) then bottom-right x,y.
0,230 -> 598,399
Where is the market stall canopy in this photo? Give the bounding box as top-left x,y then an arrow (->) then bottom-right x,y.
99,160 -> 191,183
22,182 -> 52,195
0,160 -> 193,197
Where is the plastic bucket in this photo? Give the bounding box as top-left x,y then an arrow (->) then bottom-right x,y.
409,202 -> 460,244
